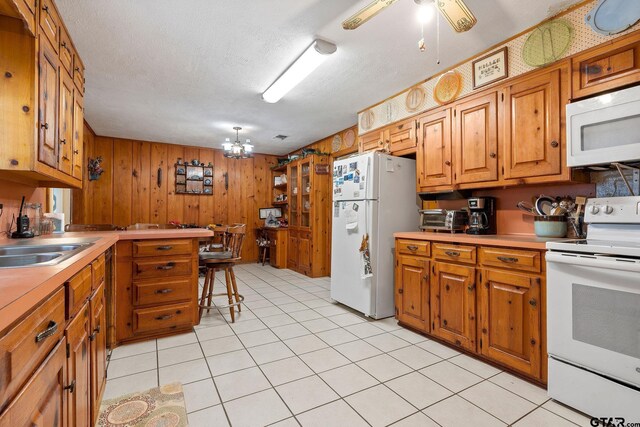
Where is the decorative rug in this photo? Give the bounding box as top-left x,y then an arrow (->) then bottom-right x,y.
97,382 -> 188,427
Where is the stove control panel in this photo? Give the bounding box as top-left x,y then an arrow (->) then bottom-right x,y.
585,196 -> 640,224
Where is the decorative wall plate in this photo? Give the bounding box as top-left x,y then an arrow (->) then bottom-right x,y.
405,86 -> 427,112
522,19 -> 573,67
360,110 -> 375,131
343,129 -> 356,148
434,70 -> 462,105
332,134 -> 342,152
585,0 -> 640,36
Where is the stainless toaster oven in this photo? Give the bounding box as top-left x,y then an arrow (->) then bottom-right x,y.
419,209 -> 468,232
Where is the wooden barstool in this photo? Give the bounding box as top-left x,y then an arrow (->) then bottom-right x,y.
198,224 -> 246,322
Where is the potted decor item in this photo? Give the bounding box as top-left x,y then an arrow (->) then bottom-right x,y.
88,157 -> 104,181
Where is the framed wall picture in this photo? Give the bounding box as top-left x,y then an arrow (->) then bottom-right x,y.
259,207 -> 283,219
472,47 -> 508,89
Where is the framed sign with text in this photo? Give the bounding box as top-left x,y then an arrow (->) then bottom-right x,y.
472,47 -> 508,89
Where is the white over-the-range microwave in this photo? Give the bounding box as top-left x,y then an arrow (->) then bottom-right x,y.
567,84 -> 640,167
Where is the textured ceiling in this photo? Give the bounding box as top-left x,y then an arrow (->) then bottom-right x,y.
56,0 -> 582,155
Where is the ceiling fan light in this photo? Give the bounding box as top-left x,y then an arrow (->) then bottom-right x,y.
417,3 -> 434,24
262,39 -> 337,103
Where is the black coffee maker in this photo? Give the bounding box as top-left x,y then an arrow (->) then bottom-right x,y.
466,197 -> 497,235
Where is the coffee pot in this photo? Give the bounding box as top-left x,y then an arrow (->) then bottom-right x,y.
466,197 -> 497,235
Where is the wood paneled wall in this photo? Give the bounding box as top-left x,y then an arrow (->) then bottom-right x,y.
73,124 -> 277,262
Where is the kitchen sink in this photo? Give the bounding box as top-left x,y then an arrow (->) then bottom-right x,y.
0,239 -> 97,268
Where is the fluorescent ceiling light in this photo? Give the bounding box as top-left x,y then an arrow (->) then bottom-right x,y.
262,39 -> 337,103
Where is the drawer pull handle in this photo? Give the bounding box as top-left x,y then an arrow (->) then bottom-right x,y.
155,288 -> 173,295
445,251 -> 460,257
156,245 -> 173,251
64,380 -> 76,393
155,314 -> 174,321
35,320 -> 58,343
497,256 -> 518,263
406,245 -> 419,251
156,262 -> 175,271
89,325 -> 100,341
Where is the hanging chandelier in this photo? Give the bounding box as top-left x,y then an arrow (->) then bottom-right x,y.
222,126 -> 254,159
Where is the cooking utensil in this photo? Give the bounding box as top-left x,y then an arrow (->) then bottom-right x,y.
535,195 -> 555,216
550,206 -> 567,216
517,201 -> 537,215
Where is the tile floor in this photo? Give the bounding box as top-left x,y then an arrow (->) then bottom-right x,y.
105,264 -> 591,427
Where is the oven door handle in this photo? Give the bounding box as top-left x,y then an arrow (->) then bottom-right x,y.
546,251 -> 640,273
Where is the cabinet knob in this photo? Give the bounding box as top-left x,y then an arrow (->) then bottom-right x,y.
444,160 -> 451,166
61,41 -> 66,48
398,288 -> 403,294
41,122 -> 49,130
550,140 -> 559,148
64,380 -> 76,393
467,285 -> 475,291
489,152 -> 497,158
42,5 -> 48,12
73,150 -> 79,155
443,319 -> 448,326
529,299 -> 537,307
59,139 -> 66,145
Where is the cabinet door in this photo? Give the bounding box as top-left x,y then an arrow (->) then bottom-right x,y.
453,92 -> 498,184
417,109 -> 452,188
395,255 -> 430,332
38,0 -> 60,52
388,119 -> 417,154
72,92 -> 84,179
65,302 -> 91,427
288,164 -> 299,227
38,38 -> 59,169
358,130 -> 385,152
0,338 -> 66,427
503,69 -> 561,179
298,230 -> 312,275
478,269 -> 541,379
287,230 -> 298,270
58,72 -> 73,175
431,262 -> 476,351
90,283 -> 107,425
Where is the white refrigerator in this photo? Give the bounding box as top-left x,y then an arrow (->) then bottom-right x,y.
330,152 -> 418,319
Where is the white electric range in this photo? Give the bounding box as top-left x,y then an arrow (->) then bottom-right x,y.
546,196 -> 640,421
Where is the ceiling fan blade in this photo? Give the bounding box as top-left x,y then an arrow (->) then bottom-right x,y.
436,0 -> 477,32
342,0 -> 400,30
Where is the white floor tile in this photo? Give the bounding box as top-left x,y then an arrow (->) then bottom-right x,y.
107,352 -> 157,379
224,389 -> 292,427
316,328 -> 359,346
103,370 -> 158,400
346,384 -> 416,427
327,313 -> 367,327
200,335 -> 244,357
542,400 -> 593,425
334,340 -> 383,362
261,356 -> 315,386
283,334 -> 328,355
449,354 -> 501,379
312,304 -> 350,317
207,349 -> 256,376
319,364 -> 378,397
365,332 -> 412,352
158,343 -> 204,367
419,360 -> 483,393
390,412 -> 440,427
252,306 -> 286,318
278,302 -> 309,312
247,341 -> 295,364
288,309 -> 323,322
229,318 -> 268,334
188,404 -> 229,427
215,366 -> 272,402
276,375 -> 339,414
261,313 -> 298,328
386,372 -> 453,409
388,345 -> 442,370
489,372 -> 550,405
514,408 -> 577,427
345,322 -> 386,338
371,317 -> 402,332
296,399 -> 369,427
356,354 -> 412,382
423,395 -> 506,427
269,417 -> 301,427
237,328 -> 280,348
299,348 -> 351,373
156,331 -> 198,350
195,324 -> 234,342
391,328 -> 428,344
416,340 -> 460,359
459,381 -> 537,424
272,323 -> 312,340
299,318 -> 340,333
158,358 -> 210,385
183,378 -> 220,413
109,340 -> 156,360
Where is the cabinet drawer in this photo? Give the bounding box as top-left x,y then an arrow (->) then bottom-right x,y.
91,253 -> 105,290
132,303 -> 194,335
10,0 -> 37,35
397,239 -> 430,257
0,287 -> 65,409
133,278 -> 193,306
66,265 -> 92,319
389,118 -> 417,154
39,0 -> 60,51
132,239 -> 193,257
73,54 -> 85,94
433,243 -> 476,264
133,257 -> 192,280
59,28 -> 73,76
479,247 -> 541,273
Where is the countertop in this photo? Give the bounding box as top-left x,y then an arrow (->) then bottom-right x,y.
394,231 -> 564,250
0,228 -> 213,334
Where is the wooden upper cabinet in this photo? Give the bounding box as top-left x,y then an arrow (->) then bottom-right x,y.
0,0 -> 37,34
503,69 -> 562,179
359,129 -> 387,153
58,72 -> 74,176
39,0 -> 60,52
0,339 -> 66,427
431,262 -> 476,351
388,118 -> 417,155
395,255 -> 430,332
59,27 -> 74,77
73,53 -> 85,94
72,91 -> 84,179
572,32 -> 640,100
453,91 -> 498,184
38,37 -> 59,169
65,302 -> 91,427
478,269 -> 542,379
417,108 -> 452,189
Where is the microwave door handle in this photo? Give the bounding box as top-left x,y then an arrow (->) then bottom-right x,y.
546,251 -> 640,273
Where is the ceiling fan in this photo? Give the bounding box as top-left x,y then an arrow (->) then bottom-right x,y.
342,0 -> 477,33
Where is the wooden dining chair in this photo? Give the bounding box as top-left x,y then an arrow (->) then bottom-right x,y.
198,224 -> 246,322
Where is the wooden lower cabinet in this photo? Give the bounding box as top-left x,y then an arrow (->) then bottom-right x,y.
297,230 -> 312,275
287,229 -> 298,271
431,262 -> 476,351
395,255 -> 430,332
478,269 -> 542,379
266,228 -> 287,269
0,338 -> 66,427
89,283 -> 107,425
395,238 -> 546,383
65,303 -> 91,427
